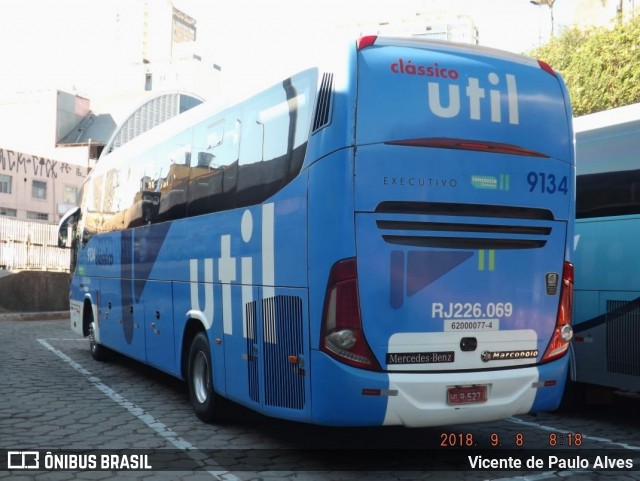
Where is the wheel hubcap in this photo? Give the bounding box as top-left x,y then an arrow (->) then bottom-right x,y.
88,323 -> 97,352
193,351 -> 210,404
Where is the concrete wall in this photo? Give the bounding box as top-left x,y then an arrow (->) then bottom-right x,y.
0,271 -> 69,312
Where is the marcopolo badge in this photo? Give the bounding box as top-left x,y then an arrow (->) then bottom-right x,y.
545,272 -> 559,295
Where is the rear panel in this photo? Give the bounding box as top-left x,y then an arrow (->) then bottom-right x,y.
355,146 -> 570,373
354,39 -> 573,373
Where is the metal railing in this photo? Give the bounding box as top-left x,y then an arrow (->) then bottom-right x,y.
0,218 -> 70,272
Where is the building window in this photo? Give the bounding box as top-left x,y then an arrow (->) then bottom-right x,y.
0,174 -> 11,194
0,207 -> 16,217
32,180 -> 47,200
63,185 -> 79,204
27,211 -> 49,221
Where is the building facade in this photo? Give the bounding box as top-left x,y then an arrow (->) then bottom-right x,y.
0,148 -> 87,223
0,0 -> 216,162
0,0 -> 212,226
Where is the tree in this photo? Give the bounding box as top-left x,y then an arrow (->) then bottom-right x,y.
531,15 -> 640,116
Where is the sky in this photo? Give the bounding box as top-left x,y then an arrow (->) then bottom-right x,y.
173,0 -> 577,95
0,0 -> 578,100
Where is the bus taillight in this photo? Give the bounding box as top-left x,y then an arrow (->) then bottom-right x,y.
385,137 -> 549,158
356,35 -> 378,50
541,261 -> 574,363
537,60 -> 557,77
320,258 -> 381,371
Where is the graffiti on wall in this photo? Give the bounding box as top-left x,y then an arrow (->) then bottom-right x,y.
0,148 -> 86,179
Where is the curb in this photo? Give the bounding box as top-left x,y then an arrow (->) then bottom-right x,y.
0,311 -> 70,322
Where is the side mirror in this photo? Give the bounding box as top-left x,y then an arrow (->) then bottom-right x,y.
57,207 -> 80,249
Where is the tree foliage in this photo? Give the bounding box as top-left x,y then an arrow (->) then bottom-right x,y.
531,15 -> 640,116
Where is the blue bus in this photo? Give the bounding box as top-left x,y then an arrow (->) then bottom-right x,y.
572,103 -> 640,394
58,36 -> 575,427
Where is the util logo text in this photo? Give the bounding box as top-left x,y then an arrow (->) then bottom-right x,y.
189,203 -> 276,342
429,71 -> 519,125
390,60 -> 520,125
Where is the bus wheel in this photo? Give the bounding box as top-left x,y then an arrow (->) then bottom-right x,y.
188,332 -> 221,422
88,321 -> 109,362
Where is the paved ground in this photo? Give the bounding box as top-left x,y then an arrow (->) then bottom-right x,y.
1,318 -> 639,481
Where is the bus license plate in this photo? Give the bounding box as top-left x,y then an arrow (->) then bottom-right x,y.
447,386 -> 487,405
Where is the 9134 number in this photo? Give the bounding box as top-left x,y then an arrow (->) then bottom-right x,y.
527,171 -> 568,195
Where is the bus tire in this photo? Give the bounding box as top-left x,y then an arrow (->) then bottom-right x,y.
88,320 -> 109,362
187,331 -> 221,423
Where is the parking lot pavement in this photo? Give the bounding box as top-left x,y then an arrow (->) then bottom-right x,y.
2,318 -> 640,481
0,311 -> 69,322
0,319 -> 238,481
1,318 -> 479,481
0,319 -> 157,449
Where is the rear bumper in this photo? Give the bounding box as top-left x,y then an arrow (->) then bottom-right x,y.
383,368 -> 538,427
311,350 -> 567,427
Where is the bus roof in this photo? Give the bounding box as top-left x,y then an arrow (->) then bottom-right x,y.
574,102 -> 640,175
574,102 -> 640,133
371,36 -> 542,70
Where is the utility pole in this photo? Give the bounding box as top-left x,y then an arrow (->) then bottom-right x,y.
530,0 -> 556,37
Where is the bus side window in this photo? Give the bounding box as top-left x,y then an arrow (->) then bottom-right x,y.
156,132 -> 191,222
187,117 -> 239,216
237,85 -> 290,207
125,152 -> 158,228
577,169 -> 640,218
235,73 -> 314,208
89,174 -> 104,234
102,168 -> 125,232
82,176 -> 100,238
